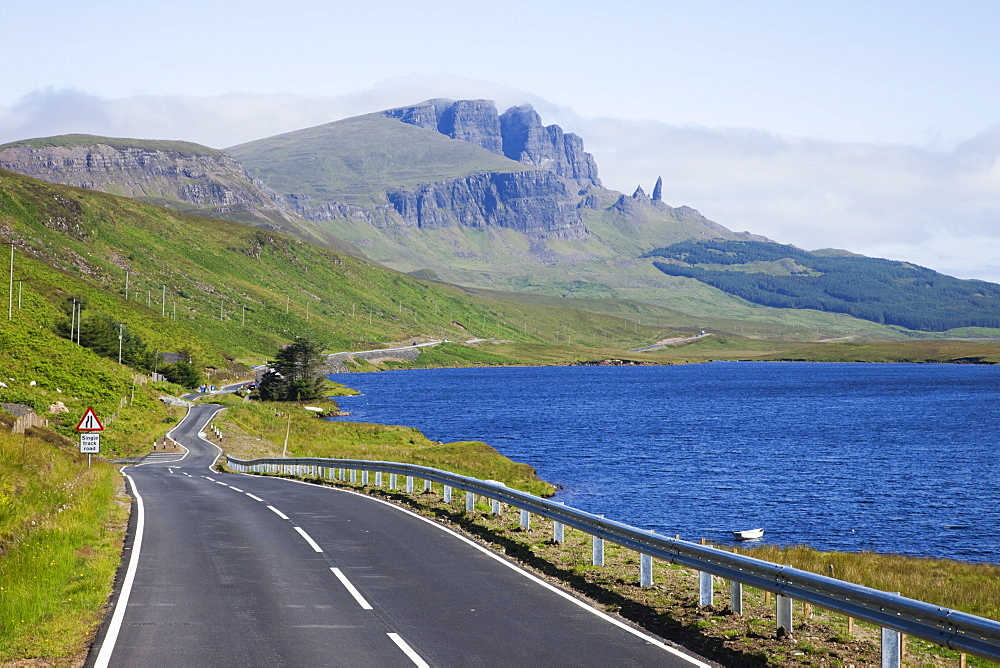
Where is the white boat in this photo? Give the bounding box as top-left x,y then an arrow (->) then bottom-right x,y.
732,528 -> 764,541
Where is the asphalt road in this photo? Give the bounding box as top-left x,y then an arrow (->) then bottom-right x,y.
90,404 -> 710,667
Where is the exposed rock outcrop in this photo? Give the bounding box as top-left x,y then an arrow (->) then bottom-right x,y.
382,99 -> 504,155
0,138 -> 302,227
499,105 -> 601,188
386,170 -> 584,238
382,99 -> 602,188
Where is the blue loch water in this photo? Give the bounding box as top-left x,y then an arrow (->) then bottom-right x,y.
328,362 -> 1000,563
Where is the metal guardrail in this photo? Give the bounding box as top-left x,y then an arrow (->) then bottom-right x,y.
225,455 -> 1000,662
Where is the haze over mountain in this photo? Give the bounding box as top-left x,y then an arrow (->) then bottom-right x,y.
3,99 -> 998,335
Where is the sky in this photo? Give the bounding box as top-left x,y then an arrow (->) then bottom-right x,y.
3,0 -> 999,281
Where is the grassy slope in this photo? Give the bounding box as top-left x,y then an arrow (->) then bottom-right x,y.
227,114 -> 529,206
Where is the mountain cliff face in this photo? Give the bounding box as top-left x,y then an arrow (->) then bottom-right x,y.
386,170 -> 583,238
0,136 -> 302,228
381,99 -> 601,188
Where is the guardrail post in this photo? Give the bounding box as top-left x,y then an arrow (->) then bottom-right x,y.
699,571 -> 714,606
443,485 -> 452,502
520,509 -> 530,529
592,534 -> 604,566
881,627 -> 901,667
361,470 -> 369,486
350,469 -> 357,484
406,476 -> 414,493
338,468 -> 345,481
466,491 -> 475,511
491,498 -> 501,514
776,594 -> 793,636
375,471 -> 382,487
424,479 -> 432,492
390,473 -> 398,489
730,580 -> 743,615
640,553 -> 653,587
553,520 -> 564,543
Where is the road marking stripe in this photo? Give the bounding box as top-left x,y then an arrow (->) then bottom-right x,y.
267,505 -> 289,520
330,568 -> 373,610
93,473 -> 145,667
229,486 -> 244,492
387,633 -> 429,668
294,526 -> 323,552
246,493 -> 264,502
204,477 -> 215,481
262,477 -> 709,667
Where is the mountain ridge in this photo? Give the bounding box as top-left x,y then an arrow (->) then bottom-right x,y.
1,99 -> 993,334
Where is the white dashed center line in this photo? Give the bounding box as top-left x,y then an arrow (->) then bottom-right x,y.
294,526 -> 323,553
387,633 -> 429,668
330,568 -> 373,610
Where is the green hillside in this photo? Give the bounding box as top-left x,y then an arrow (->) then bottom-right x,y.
0,133 -> 223,157
1,169 -> 730,448
227,113 -> 529,206
645,239 -> 1000,331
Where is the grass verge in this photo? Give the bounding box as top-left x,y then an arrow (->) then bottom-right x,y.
0,428 -> 128,663
209,395 -> 555,497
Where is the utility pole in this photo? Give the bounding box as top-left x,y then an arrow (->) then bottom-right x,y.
14,279 -> 27,309
242,305 -> 246,326
70,298 -> 76,342
4,241 -> 13,321
162,285 -> 166,317
125,270 -> 130,301
118,323 -> 123,364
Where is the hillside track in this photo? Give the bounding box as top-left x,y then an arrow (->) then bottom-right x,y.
89,403 -> 710,667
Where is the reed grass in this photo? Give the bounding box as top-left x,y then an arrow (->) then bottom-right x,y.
742,544 -> 1000,621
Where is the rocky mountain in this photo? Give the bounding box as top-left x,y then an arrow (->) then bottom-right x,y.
0,135 -> 303,229
1,100 -> 804,326
381,99 -> 601,187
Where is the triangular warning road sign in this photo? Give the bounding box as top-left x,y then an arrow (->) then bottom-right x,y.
76,407 -> 105,432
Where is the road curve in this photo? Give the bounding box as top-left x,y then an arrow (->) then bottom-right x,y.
90,404 -> 709,667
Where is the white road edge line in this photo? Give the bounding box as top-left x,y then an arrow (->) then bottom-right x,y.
330,567 -> 373,610
246,474 -> 709,667
294,526 -> 323,552
229,486 -> 244,492
93,472 -> 144,668
267,505 -> 289,520
386,633 -> 430,668
246,493 -> 264,502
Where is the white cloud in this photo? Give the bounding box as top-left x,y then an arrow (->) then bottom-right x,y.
580,119 -> 1000,281
3,86 -> 999,283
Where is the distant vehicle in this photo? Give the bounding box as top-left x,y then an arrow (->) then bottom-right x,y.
246,383 -> 257,391
732,528 -> 764,541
